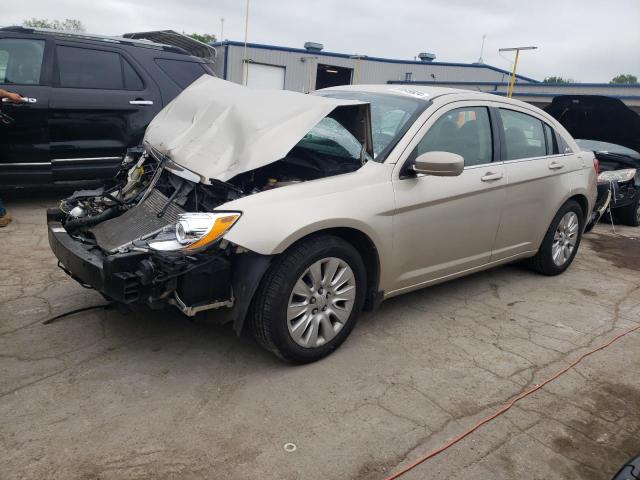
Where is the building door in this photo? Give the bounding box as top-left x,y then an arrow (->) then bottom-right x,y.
243,62 -> 285,89
315,64 -> 352,90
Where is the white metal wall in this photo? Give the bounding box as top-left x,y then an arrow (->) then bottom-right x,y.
219,44 -> 528,92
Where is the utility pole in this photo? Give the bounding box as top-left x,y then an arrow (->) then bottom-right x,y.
220,17 -> 224,42
350,55 -> 365,85
477,35 -> 486,64
242,0 -> 250,85
498,46 -> 537,98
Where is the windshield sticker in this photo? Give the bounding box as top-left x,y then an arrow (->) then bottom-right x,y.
388,87 -> 430,99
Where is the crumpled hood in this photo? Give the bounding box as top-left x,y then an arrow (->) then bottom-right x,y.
144,75 -> 372,182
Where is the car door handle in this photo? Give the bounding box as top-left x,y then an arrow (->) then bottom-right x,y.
1,97 -> 37,104
548,161 -> 565,170
129,100 -> 154,105
481,172 -> 504,182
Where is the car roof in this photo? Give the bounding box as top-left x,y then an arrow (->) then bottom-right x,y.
0,26 -> 195,57
319,83 -> 521,103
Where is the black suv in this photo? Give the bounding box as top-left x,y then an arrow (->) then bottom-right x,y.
0,27 -> 214,183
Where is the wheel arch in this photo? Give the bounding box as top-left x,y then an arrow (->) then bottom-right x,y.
232,226 -> 382,338
567,193 -> 590,225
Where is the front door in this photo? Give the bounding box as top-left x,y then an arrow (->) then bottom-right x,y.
0,36 -> 52,182
390,104 -> 506,293
49,42 -> 160,180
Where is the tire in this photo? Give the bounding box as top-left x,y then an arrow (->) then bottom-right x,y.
616,199 -> 640,227
249,235 -> 366,363
525,200 -> 584,276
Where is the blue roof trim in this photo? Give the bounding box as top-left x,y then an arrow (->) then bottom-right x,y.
209,40 -> 539,83
492,91 -> 640,100
388,80 -> 640,89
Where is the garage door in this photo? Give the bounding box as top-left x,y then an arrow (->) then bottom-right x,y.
244,62 -> 285,90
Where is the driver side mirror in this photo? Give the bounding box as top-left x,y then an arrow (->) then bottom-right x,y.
412,151 -> 464,177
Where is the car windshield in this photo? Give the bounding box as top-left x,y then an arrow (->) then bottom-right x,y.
313,91 -> 428,162
297,116 -> 372,163
576,139 -> 640,158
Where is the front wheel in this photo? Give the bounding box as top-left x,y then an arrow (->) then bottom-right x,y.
525,200 -> 584,275
250,235 -> 366,363
617,198 -> 640,227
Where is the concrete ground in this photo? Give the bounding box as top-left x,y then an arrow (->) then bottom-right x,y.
1,188 -> 639,480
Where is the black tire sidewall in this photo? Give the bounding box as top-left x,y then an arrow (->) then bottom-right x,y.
261,237 -> 366,363
539,200 -> 584,275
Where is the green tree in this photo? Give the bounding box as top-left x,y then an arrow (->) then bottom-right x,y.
610,74 -> 638,84
187,33 -> 217,44
23,18 -> 85,32
543,76 -> 574,84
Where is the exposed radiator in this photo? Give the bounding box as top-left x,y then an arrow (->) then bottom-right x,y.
90,189 -> 185,252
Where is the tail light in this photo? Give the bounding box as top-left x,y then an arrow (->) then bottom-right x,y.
593,157 -> 599,176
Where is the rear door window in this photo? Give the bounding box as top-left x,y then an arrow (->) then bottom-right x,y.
499,109 -> 547,160
57,46 -> 123,89
122,58 -> 144,90
412,106 -> 493,167
155,58 -> 207,88
0,38 -> 45,85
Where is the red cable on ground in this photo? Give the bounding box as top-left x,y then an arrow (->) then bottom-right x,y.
384,323 -> 640,480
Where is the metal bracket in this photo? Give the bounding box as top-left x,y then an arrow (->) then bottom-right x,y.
169,291 -> 234,317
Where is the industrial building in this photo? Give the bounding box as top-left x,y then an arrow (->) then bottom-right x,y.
210,40 -> 640,113
210,40 -> 537,92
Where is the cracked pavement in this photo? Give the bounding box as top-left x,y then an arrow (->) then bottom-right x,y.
1,187 -> 639,480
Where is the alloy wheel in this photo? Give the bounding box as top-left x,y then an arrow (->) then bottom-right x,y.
552,211 -> 579,266
287,257 -> 356,348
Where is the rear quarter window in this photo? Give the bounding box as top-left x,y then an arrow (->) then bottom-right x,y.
155,58 -> 208,89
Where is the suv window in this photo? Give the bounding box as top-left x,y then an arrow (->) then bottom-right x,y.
499,109 -> 547,160
412,106 -> 493,166
155,58 -> 207,89
0,38 -> 45,85
57,46 -> 130,90
122,58 -> 144,90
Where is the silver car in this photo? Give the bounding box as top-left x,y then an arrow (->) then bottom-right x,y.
48,77 -> 597,363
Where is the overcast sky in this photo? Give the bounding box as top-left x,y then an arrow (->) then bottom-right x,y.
5,0 -> 639,82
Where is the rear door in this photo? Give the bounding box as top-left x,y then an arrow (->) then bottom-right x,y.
49,42 -> 160,180
0,34 -> 52,182
491,106 -> 580,260
390,102 -> 506,292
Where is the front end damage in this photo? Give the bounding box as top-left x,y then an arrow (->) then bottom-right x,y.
47,76 -> 374,331
47,150 -> 270,328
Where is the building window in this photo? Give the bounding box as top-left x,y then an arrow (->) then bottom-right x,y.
404,72 -> 413,82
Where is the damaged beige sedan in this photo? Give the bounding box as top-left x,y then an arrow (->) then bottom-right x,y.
48,77 -> 597,363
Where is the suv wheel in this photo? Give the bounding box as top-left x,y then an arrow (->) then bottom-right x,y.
525,200 -> 584,275
250,235 -> 366,363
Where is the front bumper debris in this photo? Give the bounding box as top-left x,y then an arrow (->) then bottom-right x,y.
609,179 -> 639,210
47,208 -> 233,313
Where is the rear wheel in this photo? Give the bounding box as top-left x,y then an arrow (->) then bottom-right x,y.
250,235 -> 366,363
525,200 -> 584,275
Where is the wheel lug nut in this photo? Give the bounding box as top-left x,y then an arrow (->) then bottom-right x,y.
322,306 -> 327,311
312,309 -> 318,314
310,298 -> 316,304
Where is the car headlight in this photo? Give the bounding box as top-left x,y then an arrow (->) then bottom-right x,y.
148,212 -> 241,252
598,168 -> 636,183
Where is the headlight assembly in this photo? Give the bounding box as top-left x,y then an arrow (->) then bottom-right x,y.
598,168 -> 636,183
148,212 -> 241,252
